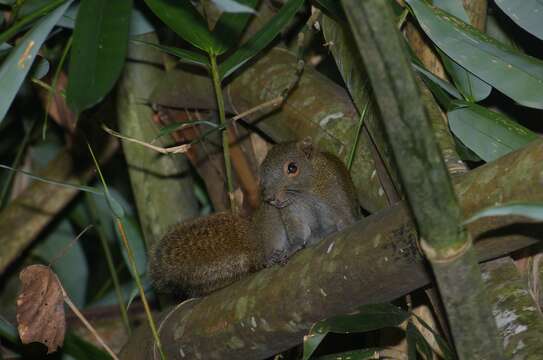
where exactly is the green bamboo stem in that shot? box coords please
[209,53,235,211]
[339,0,503,358]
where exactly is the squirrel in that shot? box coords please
[148,138,361,298]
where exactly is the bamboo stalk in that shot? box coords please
[339,0,503,358]
[119,138,543,360]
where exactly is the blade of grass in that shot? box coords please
[218,0,305,79]
[85,193,131,335]
[0,118,36,207]
[86,142,166,360]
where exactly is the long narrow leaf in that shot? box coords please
[218,0,305,80]
[0,0,72,123]
[0,163,103,194]
[448,102,538,162]
[211,0,256,13]
[302,323,329,360]
[406,0,543,109]
[464,202,543,224]
[212,0,258,54]
[131,39,210,67]
[66,0,132,114]
[313,0,346,21]
[495,0,543,41]
[144,0,218,52]
[322,303,409,333]
[432,0,491,102]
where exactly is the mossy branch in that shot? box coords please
[120,140,543,360]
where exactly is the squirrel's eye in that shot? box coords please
[284,161,299,177]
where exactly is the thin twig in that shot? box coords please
[229,96,284,122]
[61,286,120,360]
[102,124,191,154]
[49,225,93,268]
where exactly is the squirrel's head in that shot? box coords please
[259,138,315,208]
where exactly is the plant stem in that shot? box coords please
[86,194,131,336]
[0,0,67,45]
[0,118,36,208]
[340,0,504,358]
[347,99,369,171]
[116,218,167,360]
[209,53,235,211]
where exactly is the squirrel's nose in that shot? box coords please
[265,191,289,208]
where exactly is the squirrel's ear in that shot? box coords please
[298,137,313,159]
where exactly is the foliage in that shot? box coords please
[0,0,542,358]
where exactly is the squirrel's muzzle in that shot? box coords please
[265,190,290,208]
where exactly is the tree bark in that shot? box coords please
[481,257,543,358]
[116,33,199,247]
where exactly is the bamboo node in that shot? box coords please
[419,236,472,263]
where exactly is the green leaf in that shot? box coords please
[0,0,72,123]
[494,0,543,41]
[219,0,305,80]
[448,102,538,162]
[312,0,346,21]
[413,314,455,360]
[406,321,433,360]
[0,163,102,194]
[211,0,256,13]
[58,5,155,36]
[66,0,132,114]
[321,303,409,334]
[154,119,218,141]
[212,0,258,54]
[464,202,543,224]
[132,39,210,67]
[0,43,50,79]
[143,0,218,52]
[454,135,482,162]
[302,323,329,360]
[316,349,379,360]
[432,0,491,102]
[406,0,543,109]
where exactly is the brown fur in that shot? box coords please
[148,140,361,298]
[149,212,264,297]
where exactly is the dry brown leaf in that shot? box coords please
[16,264,66,354]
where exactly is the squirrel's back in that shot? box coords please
[149,212,265,297]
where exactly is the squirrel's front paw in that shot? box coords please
[266,250,289,267]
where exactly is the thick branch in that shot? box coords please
[482,257,543,358]
[120,139,543,360]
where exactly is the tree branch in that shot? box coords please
[120,139,543,360]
